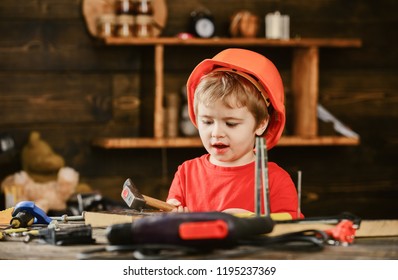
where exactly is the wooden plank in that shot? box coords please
[0,74,113,124]
[0,21,142,71]
[0,207,13,225]
[112,74,140,129]
[0,0,82,19]
[356,220,398,237]
[278,136,359,146]
[83,211,145,228]
[154,44,165,138]
[319,70,398,118]
[92,137,203,148]
[270,219,398,238]
[1,222,397,260]
[292,47,319,137]
[91,136,359,149]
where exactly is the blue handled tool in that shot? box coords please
[11,201,52,226]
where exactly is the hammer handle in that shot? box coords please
[142,195,176,212]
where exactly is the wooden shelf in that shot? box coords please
[104,37,362,48]
[95,37,362,148]
[92,136,360,149]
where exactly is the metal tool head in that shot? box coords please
[121,178,146,210]
[255,137,270,217]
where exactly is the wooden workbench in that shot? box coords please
[1,224,397,260]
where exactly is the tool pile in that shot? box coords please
[3,149,396,260]
[0,201,94,245]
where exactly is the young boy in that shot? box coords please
[167,48,301,218]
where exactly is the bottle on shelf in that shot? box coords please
[134,0,154,38]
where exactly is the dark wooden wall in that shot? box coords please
[1,0,397,219]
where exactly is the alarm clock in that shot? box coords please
[189,10,215,38]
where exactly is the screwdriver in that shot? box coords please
[1,211,35,230]
[0,227,30,240]
[10,211,35,228]
[1,208,37,236]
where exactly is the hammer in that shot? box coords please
[121,178,176,212]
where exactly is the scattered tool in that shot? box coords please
[0,227,29,240]
[272,212,361,245]
[297,170,302,219]
[10,201,52,228]
[121,178,176,212]
[25,225,96,246]
[50,214,84,223]
[324,219,356,245]
[254,137,270,216]
[106,211,274,249]
[9,201,84,229]
[10,210,35,228]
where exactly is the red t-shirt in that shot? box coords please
[168,154,301,218]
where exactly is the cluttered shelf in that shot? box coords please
[92,37,362,149]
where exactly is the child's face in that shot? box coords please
[197,99,263,167]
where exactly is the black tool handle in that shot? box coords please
[106,211,274,248]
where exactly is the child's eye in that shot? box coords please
[201,119,213,125]
[226,122,238,127]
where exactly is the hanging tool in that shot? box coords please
[121,178,176,212]
[254,137,270,216]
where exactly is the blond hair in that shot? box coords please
[193,70,269,128]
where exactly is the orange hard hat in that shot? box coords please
[186,48,285,149]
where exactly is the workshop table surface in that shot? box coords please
[1,225,397,260]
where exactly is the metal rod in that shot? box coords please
[50,215,84,223]
[254,137,261,216]
[260,138,270,216]
[297,170,302,219]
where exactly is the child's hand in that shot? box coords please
[222,208,253,214]
[167,198,190,213]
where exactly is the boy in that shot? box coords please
[167,48,301,218]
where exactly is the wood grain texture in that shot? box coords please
[0,0,397,220]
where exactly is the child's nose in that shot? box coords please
[211,122,225,138]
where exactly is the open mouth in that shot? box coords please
[212,143,229,149]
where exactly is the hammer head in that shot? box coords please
[121,178,146,210]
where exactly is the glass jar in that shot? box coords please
[96,14,116,38]
[135,0,153,16]
[115,0,135,15]
[116,15,135,37]
[135,15,153,37]
[134,0,154,38]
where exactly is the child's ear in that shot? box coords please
[255,118,269,136]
